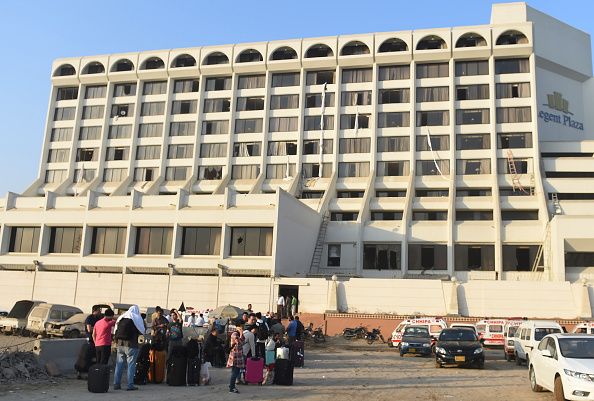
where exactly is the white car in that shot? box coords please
[529,334,594,401]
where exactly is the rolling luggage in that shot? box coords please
[148,349,166,384]
[291,340,305,368]
[245,357,264,384]
[166,346,187,386]
[273,358,294,386]
[134,343,151,385]
[75,342,96,378]
[87,364,110,393]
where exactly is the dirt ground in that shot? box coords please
[0,337,556,401]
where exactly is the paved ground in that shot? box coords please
[0,337,556,401]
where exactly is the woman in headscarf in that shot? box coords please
[113,305,145,391]
[167,309,184,356]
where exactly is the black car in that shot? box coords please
[400,325,433,357]
[435,328,484,369]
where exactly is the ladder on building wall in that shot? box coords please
[551,192,561,214]
[507,150,527,193]
[531,221,551,273]
[309,212,331,274]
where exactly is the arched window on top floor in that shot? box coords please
[455,33,487,48]
[340,41,370,56]
[378,38,408,53]
[141,57,165,70]
[237,49,263,63]
[172,54,196,68]
[54,64,76,77]
[82,61,105,74]
[305,44,333,58]
[496,30,529,45]
[270,46,298,61]
[416,35,447,50]
[111,59,134,72]
[203,52,229,65]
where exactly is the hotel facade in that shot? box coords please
[1,2,593,318]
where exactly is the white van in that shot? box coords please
[514,320,563,365]
[26,303,82,335]
[503,319,524,361]
[475,319,507,346]
[571,321,594,334]
[450,323,477,335]
[390,317,447,348]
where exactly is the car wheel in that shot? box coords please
[504,352,510,362]
[529,367,543,392]
[399,352,404,357]
[477,360,485,369]
[515,353,522,366]
[554,376,568,401]
[435,361,442,368]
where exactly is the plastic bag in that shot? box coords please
[200,362,211,385]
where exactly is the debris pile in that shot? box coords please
[0,351,48,383]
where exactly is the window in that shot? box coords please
[113,83,136,97]
[306,44,334,58]
[233,142,261,157]
[412,211,448,221]
[47,149,69,163]
[377,136,409,152]
[84,85,106,99]
[200,143,227,158]
[455,245,495,271]
[364,243,400,270]
[341,91,372,106]
[8,227,41,253]
[204,98,230,113]
[378,38,408,53]
[416,189,449,197]
[340,114,370,129]
[338,162,370,177]
[416,63,448,78]
[498,133,532,148]
[81,105,104,120]
[339,138,370,153]
[111,104,134,118]
[203,52,229,65]
[417,87,449,102]
[106,146,129,161]
[370,211,403,221]
[73,168,96,182]
[165,166,189,181]
[55,64,75,76]
[57,87,78,101]
[342,68,372,83]
[230,227,273,256]
[456,84,489,100]
[457,188,491,197]
[136,145,161,160]
[378,65,410,80]
[376,190,406,198]
[48,227,83,254]
[497,107,531,123]
[170,121,195,137]
[135,227,173,255]
[416,135,450,151]
[501,210,538,220]
[377,160,410,177]
[108,125,132,139]
[456,109,489,125]
[168,144,193,159]
[306,70,335,85]
[140,102,165,116]
[142,57,165,70]
[171,100,197,114]
[268,141,297,156]
[456,211,493,221]
[327,244,341,266]
[266,164,296,179]
[103,168,127,182]
[173,79,199,93]
[496,31,529,45]
[199,166,223,180]
[337,191,364,198]
[341,41,370,56]
[182,227,222,255]
[499,158,530,174]
[271,72,300,87]
[236,97,264,111]
[416,160,450,175]
[379,89,410,104]
[143,81,167,95]
[304,115,334,131]
[237,75,265,89]
[495,58,530,74]
[331,212,358,221]
[503,245,540,271]
[456,159,491,175]
[408,244,447,270]
[235,118,263,134]
[455,60,489,76]
[45,169,67,183]
[138,123,163,138]
[416,111,449,126]
[134,167,156,181]
[271,46,297,60]
[305,93,334,108]
[77,126,100,140]
[54,107,76,121]
[51,128,73,142]
[231,164,260,179]
[270,94,299,110]
[416,36,446,50]
[301,191,324,199]
[302,139,333,155]
[91,227,127,254]
[205,77,231,91]
[456,34,487,48]
[496,83,530,98]
[302,163,332,178]
[565,252,594,267]
[202,120,228,135]
[237,49,263,63]
[76,148,97,162]
[456,134,490,150]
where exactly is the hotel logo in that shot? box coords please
[545,91,572,115]
[538,91,583,131]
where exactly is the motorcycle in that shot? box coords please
[365,327,386,345]
[311,326,326,343]
[342,325,367,340]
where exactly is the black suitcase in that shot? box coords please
[87,364,110,393]
[273,359,294,386]
[75,342,96,377]
[186,356,200,386]
[167,346,187,386]
[186,339,200,359]
[134,343,151,385]
[291,340,304,368]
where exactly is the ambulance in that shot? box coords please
[475,319,506,346]
[503,319,524,361]
[389,317,447,348]
[571,321,594,334]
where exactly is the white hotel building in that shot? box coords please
[1,2,594,318]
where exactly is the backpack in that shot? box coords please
[257,322,269,341]
[114,318,136,341]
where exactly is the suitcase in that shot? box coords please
[265,350,276,366]
[87,364,110,393]
[134,344,151,385]
[291,340,304,368]
[75,342,96,376]
[166,346,187,386]
[186,339,200,359]
[245,357,264,385]
[148,349,166,384]
[186,356,200,386]
[273,359,294,386]
[276,346,289,360]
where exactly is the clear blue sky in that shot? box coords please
[0,1,592,196]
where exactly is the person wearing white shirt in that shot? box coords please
[276,295,285,319]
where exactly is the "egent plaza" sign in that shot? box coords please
[538,91,584,131]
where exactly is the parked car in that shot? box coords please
[514,320,563,366]
[475,319,507,346]
[529,334,594,401]
[435,328,485,369]
[450,323,477,335]
[390,317,447,348]
[400,325,433,357]
[0,300,45,335]
[503,319,524,361]
[571,322,594,334]
[45,313,86,338]
[26,303,83,335]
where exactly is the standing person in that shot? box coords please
[246,304,253,314]
[295,315,305,341]
[85,305,102,342]
[92,309,116,364]
[242,324,256,359]
[196,313,205,327]
[227,330,244,394]
[276,295,285,319]
[151,306,168,351]
[291,295,298,317]
[113,305,145,391]
[255,312,269,358]
[167,310,183,356]
[285,295,291,319]
[286,316,297,346]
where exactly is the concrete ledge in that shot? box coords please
[33,338,87,374]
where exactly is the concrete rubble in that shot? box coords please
[0,351,49,384]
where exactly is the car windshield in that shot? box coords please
[8,301,34,319]
[439,329,477,342]
[535,328,562,341]
[404,326,430,337]
[489,325,503,333]
[559,338,594,359]
[507,326,518,336]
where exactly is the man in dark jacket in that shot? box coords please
[113,305,144,391]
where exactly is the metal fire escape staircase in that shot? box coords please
[308,212,330,275]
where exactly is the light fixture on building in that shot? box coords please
[33,260,40,267]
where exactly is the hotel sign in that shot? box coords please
[538,92,583,131]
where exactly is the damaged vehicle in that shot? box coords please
[26,303,82,336]
[0,300,45,335]
[45,312,87,338]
